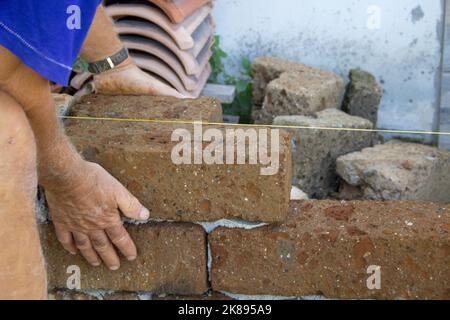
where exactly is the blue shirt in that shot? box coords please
[0,0,102,85]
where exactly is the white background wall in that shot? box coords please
[212,0,444,141]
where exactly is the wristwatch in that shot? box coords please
[87,47,129,74]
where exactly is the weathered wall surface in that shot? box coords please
[440,1,450,149]
[213,0,445,143]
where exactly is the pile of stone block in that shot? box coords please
[250,56,450,204]
[41,94,449,300]
[251,57,379,198]
[274,109,375,198]
[71,0,214,98]
[336,140,450,202]
[251,57,344,124]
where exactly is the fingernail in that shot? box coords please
[92,262,101,267]
[127,255,137,261]
[70,251,77,255]
[109,265,119,271]
[139,207,150,220]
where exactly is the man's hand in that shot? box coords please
[79,5,185,99]
[92,60,185,98]
[45,161,150,270]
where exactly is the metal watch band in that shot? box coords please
[87,47,129,74]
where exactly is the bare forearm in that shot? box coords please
[80,5,124,62]
[78,5,182,97]
[28,100,83,189]
[3,64,83,189]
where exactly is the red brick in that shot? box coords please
[210,200,450,299]
[64,95,292,223]
[41,222,208,295]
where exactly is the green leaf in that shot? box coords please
[241,57,251,75]
[235,80,248,92]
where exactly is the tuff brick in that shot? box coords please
[210,200,450,299]
[64,95,292,223]
[41,222,208,295]
[337,140,450,202]
[251,57,343,114]
[251,57,307,106]
[65,94,223,122]
[274,109,374,198]
[342,68,383,126]
[257,70,343,124]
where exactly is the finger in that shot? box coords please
[115,185,149,221]
[72,232,101,267]
[54,223,77,255]
[106,224,137,261]
[89,230,120,270]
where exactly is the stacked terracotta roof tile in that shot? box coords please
[71,0,214,98]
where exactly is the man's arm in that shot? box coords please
[79,5,184,98]
[0,48,149,270]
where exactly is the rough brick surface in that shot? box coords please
[41,222,208,295]
[252,56,306,106]
[64,95,292,223]
[274,109,374,198]
[252,108,274,126]
[337,140,450,202]
[342,69,383,126]
[67,94,223,123]
[210,200,450,299]
[257,70,343,124]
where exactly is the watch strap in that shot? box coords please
[87,47,129,74]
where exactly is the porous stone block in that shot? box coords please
[251,56,306,106]
[258,70,343,124]
[274,109,374,198]
[41,222,208,295]
[336,140,450,202]
[64,95,292,222]
[342,68,383,126]
[210,200,450,299]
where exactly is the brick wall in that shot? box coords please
[42,199,450,300]
[43,95,450,300]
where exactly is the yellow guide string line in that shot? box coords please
[59,115,450,136]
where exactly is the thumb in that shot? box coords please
[116,185,150,221]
